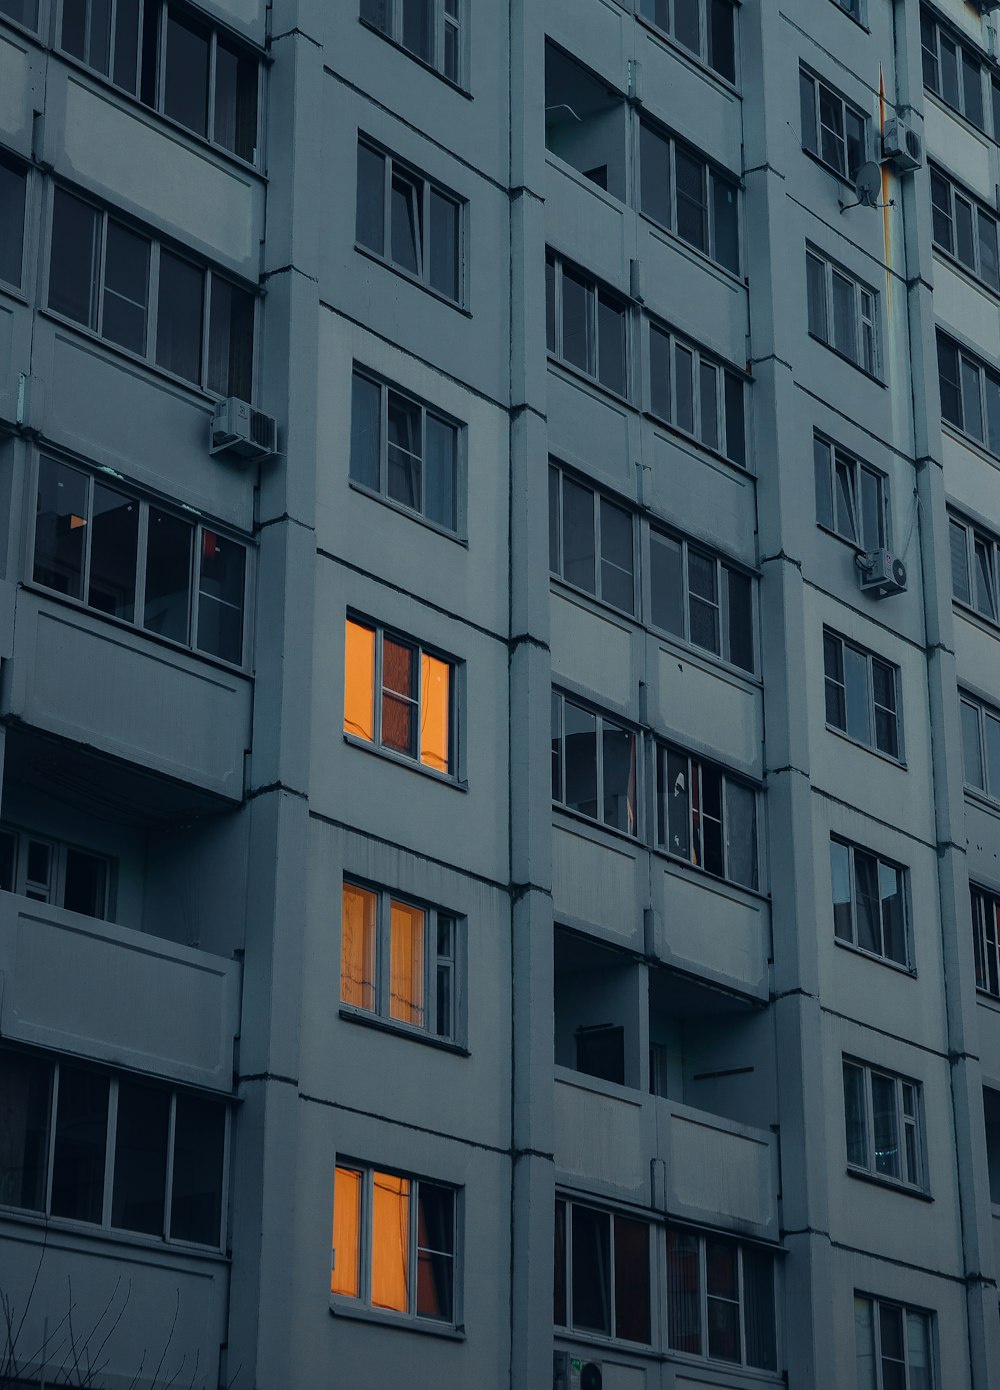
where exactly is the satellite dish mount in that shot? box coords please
[840,161,894,213]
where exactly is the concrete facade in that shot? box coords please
[1,0,999,1387]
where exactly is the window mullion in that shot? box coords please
[103,1078,119,1229]
[44,1062,60,1216]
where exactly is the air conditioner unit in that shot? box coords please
[881,118,923,173]
[553,1354,603,1390]
[858,548,908,597]
[210,397,277,461]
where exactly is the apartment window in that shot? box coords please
[344,618,455,776]
[639,119,739,274]
[832,0,862,19]
[341,880,460,1043]
[656,745,758,890]
[814,434,888,551]
[0,826,112,920]
[553,1199,651,1344]
[647,321,746,466]
[360,0,462,85]
[972,885,1000,997]
[356,140,462,303]
[823,630,900,759]
[546,252,628,396]
[0,153,26,289]
[843,1059,925,1190]
[48,188,254,398]
[649,528,754,672]
[806,248,878,375]
[33,457,249,665]
[60,0,259,163]
[666,1228,777,1370]
[930,168,1000,293]
[548,465,634,615]
[350,368,460,532]
[937,332,1000,455]
[799,67,866,182]
[921,10,985,130]
[830,837,908,967]
[637,0,735,84]
[950,513,1000,624]
[331,1163,456,1324]
[551,691,637,836]
[0,1046,226,1247]
[856,1295,934,1390]
[960,692,1000,800]
[0,0,37,25]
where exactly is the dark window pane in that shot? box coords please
[554,1200,567,1325]
[214,41,258,162]
[361,0,389,29]
[88,0,112,73]
[429,189,459,300]
[979,211,999,291]
[951,520,971,606]
[387,393,422,512]
[197,531,246,664]
[806,253,827,341]
[675,148,707,251]
[164,12,210,137]
[666,1229,701,1353]
[930,171,953,253]
[598,294,626,395]
[674,0,700,54]
[0,1051,50,1211]
[688,549,719,654]
[111,1081,169,1235]
[712,175,739,273]
[571,1206,611,1334]
[0,157,26,287]
[208,277,254,399]
[962,701,985,788]
[170,1094,225,1245]
[938,336,962,428]
[843,1061,867,1166]
[602,721,635,833]
[139,0,159,106]
[986,712,1000,796]
[854,850,881,953]
[649,323,670,419]
[664,748,690,859]
[564,700,597,819]
[831,839,853,941]
[143,508,192,644]
[700,362,719,451]
[845,108,865,182]
[402,0,432,62]
[955,197,975,270]
[63,848,108,918]
[88,484,138,621]
[940,37,960,109]
[964,50,984,129]
[551,691,562,802]
[675,344,694,433]
[112,0,141,93]
[639,123,671,228]
[724,371,745,465]
[61,0,87,56]
[34,457,88,601]
[416,1183,454,1321]
[0,830,13,891]
[815,437,834,530]
[101,221,149,354]
[709,0,735,82]
[871,1072,899,1176]
[49,189,101,329]
[859,468,883,550]
[357,144,386,253]
[549,467,559,573]
[831,271,856,360]
[650,531,684,636]
[576,1026,624,1084]
[381,638,417,756]
[546,254,556,352]
[614,1217,650,1344]
[562,269,591,374]
[800,71,817,155]
[562,478,596,593]
[599,497,633,613]
[743,1248,777,1370]
[705,1238,740,1361]
[880,860,906,965]
[390,171,421,274]
[156,251,204,383]
[51,1065,109,1224]
[843,645,871,745]
[725,780,757,889]
[350,373,381,491]
[425,415,457,529]
[727,569,753,671]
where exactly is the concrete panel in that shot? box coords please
[639,224,746,364]
[924,98,992,202]
[554,1072,646,1197]
[657,867,768,997]
[552,824,641,940]
[61,79,259,267]
[978,998,1000,1087]
[0,300,14,426]
[12,597,250,800]
[943,429,1000,527]
[0,1219,226,1390]
[546,159,628,287]
[654,644,762,776]
[934,258,1000,362]
[966,796,1000,887]
[659,1100,779,1239]
[547,368,634,490]
[0,34,30,142]
[637,28,741,169]
[545,0,627,88]
[646,429,756,561]
[551,593,634,711]
[0,891,240,1089]
[955,610,1000,698]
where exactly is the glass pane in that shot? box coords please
[688,549,719,654]
[986,712,1000,797]
[930,171,953,253]
[725,780,757,889]
[420,652,451,773]
[425,415,457,529]
[214,41,258,162]
[564,701,598,819]
[727,569,753,671]
[62,0,87,56]
[602,721,636,834]
[599,498,633,613]
[853,851,881,953]
[156,251,204,384]
[614,1217,650,1344]
[964,50,985,128]
[639,122,670,228]
[705,1238,740,1361]
[197,531,245,664]
[699,362,719,450]
[649,323,670,418]
[937,337,962,427]
[111,1080,169,1235]
[350,374,381,492]
[598,294,626,395]
[834,456,858,542]
[51,1065,109,1223]
[561,269,591,373]
[562,478,596,593]
[871,1073,899,1176]
[163,12,210,137]
[372,1171,410,1311]
[344,620,376,741]
[724,371,745,465]
[0,157,26,287]
[102,220,149,354]
[49,189,101,328]
[390,172,421,275]
[962,357,984,442]
[207,277,254,399]
[951,521,972,605]
[859,468,883,550]
[843,1061,868,1166]
[87,484,138,621]
[170,1094,225,1245]
[872,660,899,759]
[855,1296,877,1390]
[63,848,108,918]
[880,861,906,964]
[743,1247,777,1370]
[962,701,985,788]
[390,899,425,1025]
[554,1199,567,1325]
[139,0,159,105]
[387,393,422,511]
[34,457,88,600]
[429,189,459,300]
[674,0,699,51]
[709,0,735,82]
[545,255,556,352]
[832,272,856,360]
[974,538,997,621]
[571,1205,611,1334]
[712,175,739,273]
[831,840,853,941]
[940,37,960,109]
[664,749,690,859]
[0,1051,50,1211]
[907,1310,932,1390]
[806,253,828,341]
[332,1167,362,1297]
[986,375,1000,457]
[650,531,684,636]
[341,882,377,1010]
[88,0,112,73]
[845,108,865,181]
[666,1229,701,1353]
[979,210,999,291]
[0,830,13,891]
[675,148,707,251]
[143,508,192,645]
[674,344,694,433]
[357,144,386,253]
[416,1182,454,1321]
[402,0,432,61]
[800,71,817,155]
[819,86,846,173]
[843,646,871,745]
[381,638,417,756]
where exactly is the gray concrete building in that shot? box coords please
[1,0,1000,1387]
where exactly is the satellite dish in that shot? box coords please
[855,161,883,208]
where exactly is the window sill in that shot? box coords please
[633,14,740,101]
[546,352,632,410]
[358,17,472,99]
[644,408,752,476]
[845,1165,932,1201]
[343,732,467,790]
[656,845,766,904]
[338,1005,469,1056]
[833,934,915,977]
[639,212,742,287]
[806,332,885,387]
[825,721,906,770]
[329,1299,465,1339]
[0,1202,229,1261]
[659,1348,783,1382]
[354,244,470,317]
[554,1326,658,1358]
[347,479,468,548]
[548,574,637,627]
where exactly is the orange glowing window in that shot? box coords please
[341,883,376,1011]
[331,1166,362,1298]
[389,900,425,1026]
[420,653,450,773]
[344,619,375,741]
[344,618,454,774]
[371,1171,410,1312]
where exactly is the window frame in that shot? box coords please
[0,149,28,292]
[545,250,630,398]
[636,0,737,86]
[655,742,760,891]
[842,1057,927,1193]
[921,8,986,132]
[822,628,902,762]
[799,65,868,183]
[648,525,756,674]
[813,432,889,553]
[30,454,252,669]
[665,1226,778,1371]
[0,824,115,921]
[829,835,911,970]
[646,318,748,467]
[340,876,464,1048]
[553,1196,653,1346]
[930,165,1000,294]
[0,0,38,31]
[950,511,1000,627]
[937,330,1000,457]
[331,1161,460,1329]
[58,0,262,166]
[972,884,1000,998]
[638,115,741,275]
[959,691,1000,801]
[854,1293,936,1390]
[0,1045,230,1250]
[550,689,639,838]
[359,0,464,88]
[548,463,637,617]
[806,246,880,377]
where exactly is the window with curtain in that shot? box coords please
[344,618,456,776]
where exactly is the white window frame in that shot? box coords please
[550,689,639,838]
[799,65,868,181]
[806,246,879,376]
[822,629,902,761]
[554,1196,653,1346]
[656,743,760,890]
[854,1293,936,1390]
[359,0,464,86]
[665,1226,778,1371]
[843,1057,926,1192]
[959,691,1000,800]
[545,250,630,397]
[971,884,1000,998]
[937,331,1000,456]
[813,433,889,553]
[930,166,1000,293]
[0,824,114,920]
[647,318,747,466]
[830,835,910,969]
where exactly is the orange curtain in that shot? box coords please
[341,884,376,1010]
[372,1172,409,1311]
[389,900,425,1025]
[344,620,375,740]
[420,654,450,772]
[331,1167,362,1297]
